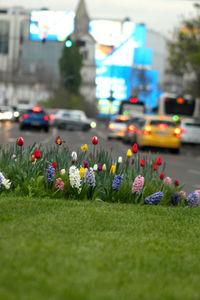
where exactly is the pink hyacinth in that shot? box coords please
[163,176,172,186]
[179,190,187,198]
[132,175,144,194]
[55,178,64,191]
[195,190,200,200]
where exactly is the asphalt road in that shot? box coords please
[0,121,200,194]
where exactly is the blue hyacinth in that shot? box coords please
[171,192,179,206]
[0,175,2,188]
[186,191,199,207]
[84,167,96,188]
[145,191,163,205]
[46,165,55,183]
[112,174,123,191]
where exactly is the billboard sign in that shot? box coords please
[29,10,75,41]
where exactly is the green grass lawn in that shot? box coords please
[0,198,200,300]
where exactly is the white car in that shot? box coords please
[54,109,96,131]
[180,118,200,144]
[0,106,14,121]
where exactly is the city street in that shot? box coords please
[0,121,200,194]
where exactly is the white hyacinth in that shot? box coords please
[69,166,81,189]
[0,172,11,189]
[60,169,66,175]
[118,156,123,163]
[71,151,77,161]
[93,164,98,171]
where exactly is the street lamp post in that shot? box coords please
[108,90,114,119]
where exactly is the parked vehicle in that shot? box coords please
[136,115,182,153]
[180,118,200,144]
[107,115,129,140]
[19,106,49,132]
[54,109,96,131]
[122,115,146,144]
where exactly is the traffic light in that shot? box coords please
[65,39,72,48]
[129,96,138,103]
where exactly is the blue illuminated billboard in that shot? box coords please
[89,20,146,116]
[29,10,75,41]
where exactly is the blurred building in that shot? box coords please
[0,0,168,113]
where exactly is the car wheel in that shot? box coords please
[44,126,49,133]
[58,123,66,130]
[82,125,90,131]
[20,124,25,130]
[170,148,180,154]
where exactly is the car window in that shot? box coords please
[150,120,176,127]
[184,122,200,127]
[26,109,46,114]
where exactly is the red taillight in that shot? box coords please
[108,123,115,130]
[24,113,29,119]
[49,114,55,121]
[144,125,151,134]
[174,127,181,137]
[128,124,136,133]
[43,115,49,121]
[181,127,186,133]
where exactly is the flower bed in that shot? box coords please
[0,136,200,207]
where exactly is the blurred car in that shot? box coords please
[0,106,14,121]
[122,115,146,144]
[107,115,129,140]
[180,118,200,144]
[136,115,181,153]
[54,109,96,131]
[19,106,49,132]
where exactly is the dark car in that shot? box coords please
[122,115,146,144]
[19,106,49,132]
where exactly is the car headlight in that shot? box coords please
[14,111,20,117]
[90,121,96,128]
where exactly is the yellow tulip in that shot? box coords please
[79,167,86,178]
[126,149,132,157]
[81,144,88,152]
[110,165,116,174]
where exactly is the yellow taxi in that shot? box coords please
[136,115,181,153]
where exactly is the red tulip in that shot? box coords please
[132,143,138,153]
[55,136,62,145]
[160,173,164,180]
[17,137,24,146]
[92,136,98,145]
[52,162,57,169]
[34,150,41,159]
[140,159,145,167]
[31,155,35,162]
[153,162,157,171]
[156,156,162,165]
[174,179,179,186]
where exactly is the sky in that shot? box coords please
[2,0,199,36]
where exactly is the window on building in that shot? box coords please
[0,21,9,54]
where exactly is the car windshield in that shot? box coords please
[150,120,176,127]
[184,122,200,127]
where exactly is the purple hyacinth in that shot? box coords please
[84,167,96,188]
[46,165,55,183]
[171,192,179,206]
[145,191,163,205]
[112,174,123,191]
[186,191,199,207]
[0,175,2,188]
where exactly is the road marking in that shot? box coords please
[188,169,200,175]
